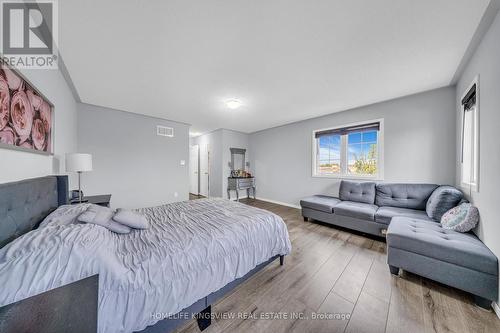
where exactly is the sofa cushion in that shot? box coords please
[300,195,340,213]
[334,201,378,221]
[375,183,438,210]
[387,217,497,276]
[339,180,376,204]
[375,206,432,225]
[426,186,464,221]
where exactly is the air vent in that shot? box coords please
[157,125,174,137]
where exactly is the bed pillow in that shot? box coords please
[105,220,132,234]
[441,203,479,233]
[78,204,131,234]
[113,209,149,229]
[39,203,91,228]
[426,185,463,221]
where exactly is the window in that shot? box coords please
[317,134,341,174]
[460,78,479,191]
[313,120,383,178]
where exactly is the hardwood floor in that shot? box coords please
[177,198,500,333]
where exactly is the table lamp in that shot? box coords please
[66,153,93,203]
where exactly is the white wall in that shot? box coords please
[77,103,190,209]
[455,10,500,302]
[249,86,456,207]
[0,68,78,187]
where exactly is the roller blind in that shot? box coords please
[461,84,476,111]
[315,122,380,139]
[461,84,477,163]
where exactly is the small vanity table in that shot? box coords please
[227,148,256,201]
[227,177,256,201]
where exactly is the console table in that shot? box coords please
[227,177,256,201]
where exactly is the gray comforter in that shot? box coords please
[0,198,291,332]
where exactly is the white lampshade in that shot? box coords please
[66,153,93,172]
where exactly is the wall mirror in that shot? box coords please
[230,148,246,171]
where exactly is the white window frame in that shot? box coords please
[312,118,384,180]
[460,76,480,192]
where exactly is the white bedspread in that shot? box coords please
[0,198,291,332]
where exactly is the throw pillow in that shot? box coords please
[78,204,131,234]
[426,186,463,221]
[113,208,149,229]
[441,203,479,232]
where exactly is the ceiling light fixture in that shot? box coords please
[225,99,242,110]
[189,131,202,137]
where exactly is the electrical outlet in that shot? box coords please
[174,192,178,198]
[180,160,186,166]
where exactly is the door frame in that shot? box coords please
[189,145,200,195]
[199,143,210,198]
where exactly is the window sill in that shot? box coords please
[460,182,479,194]
[312,174,383,181]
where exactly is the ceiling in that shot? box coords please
[58,0,490,134]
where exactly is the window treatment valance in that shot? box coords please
[315,122,380,139]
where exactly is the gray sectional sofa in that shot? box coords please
[300,181,441,236]
[300,180,499,308]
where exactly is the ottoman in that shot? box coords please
[387,217,498,308]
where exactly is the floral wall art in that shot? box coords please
[0,64,53,154]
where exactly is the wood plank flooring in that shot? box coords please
[177,199,500,333]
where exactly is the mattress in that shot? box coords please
[0,198,291,332]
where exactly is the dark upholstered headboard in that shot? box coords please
[0,176,68,248]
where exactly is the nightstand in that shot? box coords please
[70,194,111,207]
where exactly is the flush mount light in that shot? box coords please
[225,99,242,110]
[189,131,202,137]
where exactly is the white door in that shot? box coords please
[199,144,209,197]
[189,145,199,195]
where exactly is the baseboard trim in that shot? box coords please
[255,197,301,209]
[229,196,250,201]
[493,301,500,319]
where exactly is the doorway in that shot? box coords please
[190,143,209,198]
[189,145,200,195]
[199,143,210,197]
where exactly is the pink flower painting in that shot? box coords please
[0,126,15,145]
[11,90,33,143]
[32,119,46,150]
[3,67,23,91]
[0,64,53,153]
[27,89,43,110]
[0,76,10,130]
[39,101,51,133]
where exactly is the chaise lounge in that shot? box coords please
[387,217,498,308]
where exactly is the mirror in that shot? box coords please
[230,148,246,171]
[233,154,244,170]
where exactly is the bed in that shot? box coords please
[0,175,291,333]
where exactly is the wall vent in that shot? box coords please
[157,125,174,137]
